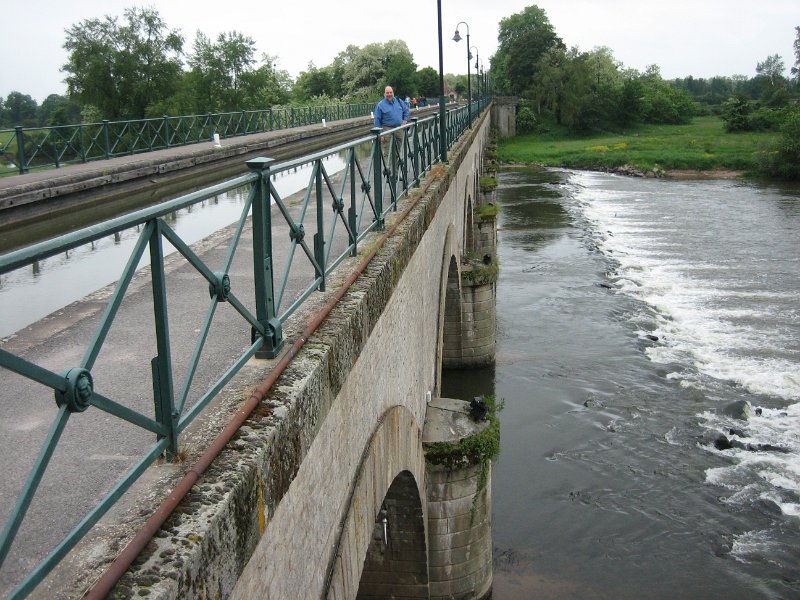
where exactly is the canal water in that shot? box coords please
[0,154,347,339]
[443,167,800,599]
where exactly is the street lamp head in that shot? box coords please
[452,29,462,43]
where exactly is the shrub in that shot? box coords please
[721,95,752,132]
[516,105,536,133]
[759,108,800,180]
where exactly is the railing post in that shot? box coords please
[438,102,447,163]
[314,161,326,292]
[411,118,420,187]
[102,120,111,159]
[79,123,87,163]
[348,153,357,256]
[269,108,273,131]
[14,126,27,174]
[163,115,170,148]
[205,113,212,141]
[247,157,284,359]
[399,126,408,201]
[371,127,384,230]
[149,220,179,458]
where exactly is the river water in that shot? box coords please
[0,154,347,339]
[443,167,800,599]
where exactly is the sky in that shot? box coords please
[2,0,798,103]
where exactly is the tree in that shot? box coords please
[294,62,335,101]
[240,55,292,108]
[792,26,800,81]
[335,40,415,101]
[63,7,184,119]
[38,94,82,126]
[492,5,564,95]
[187,30,257,111]
[416,67,440,98]
[1,91,38,127]
[720,94,751,131]
[756,54,786,87]
[384,51,417,98]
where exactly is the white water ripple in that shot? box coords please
[569,170,800,530]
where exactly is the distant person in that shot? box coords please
[411,97,417,109]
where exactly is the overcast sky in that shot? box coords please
[3,0,797,103]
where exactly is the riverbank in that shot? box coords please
[497,116,778,179]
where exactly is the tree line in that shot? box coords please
[0,6,471,130]
[489,6,800,178]
[490,6,799,134]
[2,4,799,178]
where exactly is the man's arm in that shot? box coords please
[402,99,410,122]
[373,102,382,128]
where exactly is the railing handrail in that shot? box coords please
[0,102,376,176]
[0,95,491,599]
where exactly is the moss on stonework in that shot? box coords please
[461,257,499,286]
[427,395,504,526]
[479,175,498,192]
[424,395,502,471]
[476,202,499,221]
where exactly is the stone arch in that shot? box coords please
[356,471,428,599]
[464,194,475,255]
[436,225,462,376]
[324,405,428,600]
[474,153,481,199]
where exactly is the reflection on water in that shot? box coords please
[0,153,350,338]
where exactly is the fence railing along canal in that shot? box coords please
[0,101,391,176]
[0,97,490,598]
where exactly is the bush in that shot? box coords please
[759,108,800,179]
[721,95,751,132]
[747,107,785,131]
[642,84,695,124]
[516,105,536,133]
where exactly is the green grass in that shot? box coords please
[498,116,779,174]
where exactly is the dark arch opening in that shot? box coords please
[465,194,475,254]
[357,470,428,599]
[441,254,462,370]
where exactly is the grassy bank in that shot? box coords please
[498,116,779,175]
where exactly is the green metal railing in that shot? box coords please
[0,96,490,598]
[0,103,374,176]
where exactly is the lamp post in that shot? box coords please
[437,0,447,163]
[452,21,471,125]
[470,46,480,99]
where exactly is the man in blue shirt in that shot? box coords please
[374,86,409,128]
[374,86,410,194]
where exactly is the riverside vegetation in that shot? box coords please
[497,115,790,179]
[490,7,799,180]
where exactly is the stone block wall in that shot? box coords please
[427,463,492,600]
[456,281,496,368]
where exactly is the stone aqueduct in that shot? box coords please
[47,100,518,599]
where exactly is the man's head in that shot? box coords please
[384,86,395,101]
